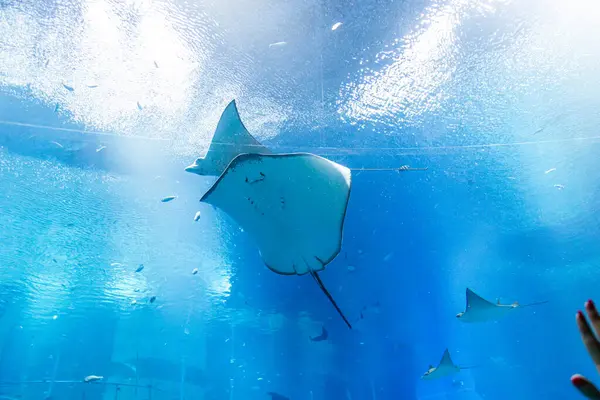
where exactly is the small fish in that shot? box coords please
[268,41,287,48]
[135,264,144,273]
[149,296,156,303]
[154,61,159,68]
[87,85,98,88]
[137,101,143,111]
[54,103,59,113]
[84,375,103,383]
[96,146,106,152]
[161,196,177,203]
[310,326,328,342]
[554,184,565,190]
[194,211,201,222]
[347,265,356,272]
[45,59,50,67]
[63,84,74,92]
[331,22,343,31]
[192,268,199,275]
[383,252,394,262]
[544,168,556,174]
[50,141,63,148]
[110,262,123,267]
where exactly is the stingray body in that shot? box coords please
[421,349,467,380]
[457,288,548,323]
[188,100,353,329]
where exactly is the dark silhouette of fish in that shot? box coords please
[310,326,328,342]
[135,264,144,273]
[149,296,156,303]
[62,84,74,92]
[267,392,290,400]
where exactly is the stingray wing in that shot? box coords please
[439,349,456,368]
[186,101,271,176]
[466,288,497,311]
[201,153,351,275]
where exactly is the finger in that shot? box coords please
[577,310,600,368]
[587,300,600,338]
[572,374,600,399]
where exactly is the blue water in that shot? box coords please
[1,0,600,399]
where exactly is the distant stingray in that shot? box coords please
[310,326,328,342]
[421,349,473,380]
[456,288,548,323]
[267,392,290,400]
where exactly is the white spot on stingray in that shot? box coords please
[194,211,201,222]
[192,268,199,275]
[331,22,343,31]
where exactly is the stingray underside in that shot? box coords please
[201,153,351,275]
[201,153,354,328]
[186,100,271,177]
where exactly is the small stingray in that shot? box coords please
[135,264,144,273]
[267,392,290,400]
[149,296,156,303]
[194,211,201,221]
[310,326,328,342]
[87,85,98,88]
[421,349,472,380]
[62,84,74,92]
[161,196,177,203]
[154,61,159,68]
[456,288,548,323]
[185,100,271,177]
[137,101,143,111]
[200,153,352,329]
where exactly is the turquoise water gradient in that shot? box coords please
[1,0,600,399]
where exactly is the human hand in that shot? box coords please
[572,300,600,399]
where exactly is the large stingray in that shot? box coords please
[186,101,353,328]
[421,349,472,380]
[456,288,548,323]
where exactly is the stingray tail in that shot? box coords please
[521,300,550,308]
[310,271,352,330]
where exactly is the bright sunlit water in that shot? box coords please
[1,0,600,399]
